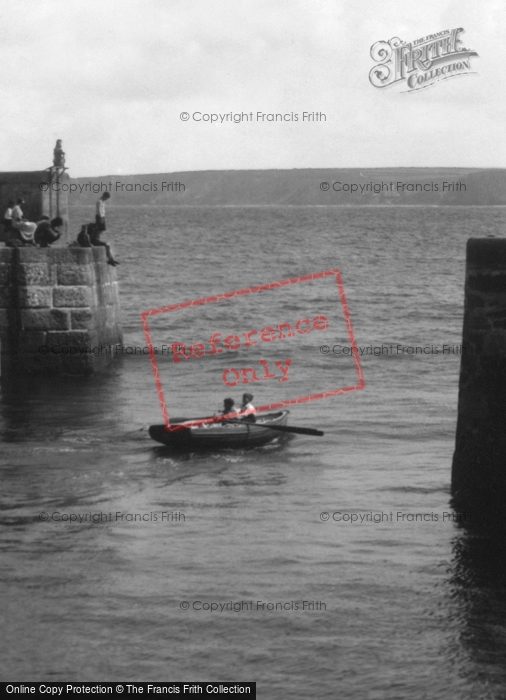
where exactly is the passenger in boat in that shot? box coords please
[239,393,256,422]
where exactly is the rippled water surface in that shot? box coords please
[2,205,506,698]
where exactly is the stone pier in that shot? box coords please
[0,247,122,375]
[452,237,506,519]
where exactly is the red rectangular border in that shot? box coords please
[141,269,365,431]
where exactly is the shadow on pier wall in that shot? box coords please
[448,518,506,692]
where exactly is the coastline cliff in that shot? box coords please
[68,168,506,206]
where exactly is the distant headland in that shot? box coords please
[68,168,506,206]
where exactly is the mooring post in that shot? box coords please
[452,237,506,520]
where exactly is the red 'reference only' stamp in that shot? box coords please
[141,269,365,431]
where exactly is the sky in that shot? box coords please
[0,0,503,177]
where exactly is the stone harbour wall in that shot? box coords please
[0,247,122,375]
[452,237,506,519]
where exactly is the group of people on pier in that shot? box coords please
[1,192,119,265]
[2,198,63,248]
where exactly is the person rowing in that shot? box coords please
[221,398,239,417]
[195,398,239,429]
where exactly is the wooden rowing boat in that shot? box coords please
[149,410,290,449]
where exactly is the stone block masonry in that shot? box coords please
[452,238,506,522]
[0,247,122,375]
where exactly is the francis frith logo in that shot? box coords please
[369,28,478,92]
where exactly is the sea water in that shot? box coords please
[1,205,506,699]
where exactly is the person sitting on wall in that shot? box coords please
[239,393,256,422]
[2,199,15,230]
[5,199,39,246]
[6,220,37,247]
[76,224,91,247]
[34,217,63,248]
[11,198,26,227]
[77,222,119,266]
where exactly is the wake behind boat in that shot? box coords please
[149,410,291,450]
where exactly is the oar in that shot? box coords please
[224,419,324,437]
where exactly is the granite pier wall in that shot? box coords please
[452,238,506,521]
[0,247,122,375]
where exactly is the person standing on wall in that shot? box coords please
[95,191,110,231]
[92,191,118,265]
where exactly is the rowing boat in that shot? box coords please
[149,410,290,449]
